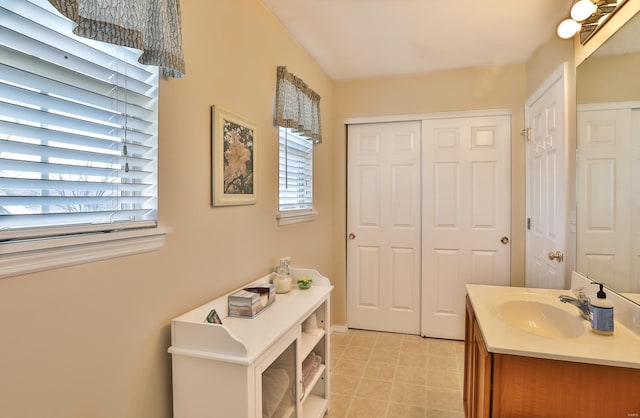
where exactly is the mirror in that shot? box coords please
[576,7,640,302]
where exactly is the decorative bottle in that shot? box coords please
[273,256,292,294]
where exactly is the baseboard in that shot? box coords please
[331,324,349,333]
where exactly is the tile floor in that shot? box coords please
[327,329,465,418]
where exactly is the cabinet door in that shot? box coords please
[491,354,640,417]
[473,321,492,418]
[256,328,299,418]
[463,296,476,417]
[464,297,493,418]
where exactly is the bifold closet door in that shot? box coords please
[422,115,511,340]
[346,121,422,334]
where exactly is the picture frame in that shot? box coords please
[211,106,257,206]
[205,309,222,324]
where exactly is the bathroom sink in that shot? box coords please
[497,300,586,339]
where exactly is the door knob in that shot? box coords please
[500,236,509,245]
[348,233,356,240]
[548,251,564,262]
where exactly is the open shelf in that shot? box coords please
[300,329,325,360]
[302,364,325,403]
[302,393,328,418]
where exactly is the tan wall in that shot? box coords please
[525,36,574,98]
[0,1,333,417]
[577,53,640,104]
[331,66,528,325]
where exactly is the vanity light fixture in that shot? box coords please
[557,0,622,40]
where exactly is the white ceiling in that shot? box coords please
[260,0,573,80]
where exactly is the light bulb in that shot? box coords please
[571,0,597,21]
[557,18,581,39]
[598,14,608,25]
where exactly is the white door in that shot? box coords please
[577,105,633,291]
[525,70,567,289]
[346,121,422,334]
[421,115,511,340]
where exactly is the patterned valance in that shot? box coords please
[48,0,186,78]
[275,66,321,144]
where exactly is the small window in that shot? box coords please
[278,127,316,224]
[0,0,159,241]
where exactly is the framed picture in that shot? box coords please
[211,106,257,206]
[205,309,222,324]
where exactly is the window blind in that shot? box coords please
[278,127,313,212]
[0,0,159,241]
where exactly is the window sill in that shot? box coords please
[0,227,169,279]
[277,209,318,226]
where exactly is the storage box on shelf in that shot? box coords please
[168,268,332,418]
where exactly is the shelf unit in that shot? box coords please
[169,268,332,418]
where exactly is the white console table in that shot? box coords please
[168,268,333,418]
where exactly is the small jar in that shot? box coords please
[273,273,292,293]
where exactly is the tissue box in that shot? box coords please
[228,284,276,318]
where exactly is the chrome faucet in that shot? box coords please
[558,289,591,321]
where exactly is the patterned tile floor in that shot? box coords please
[327,329,465,418]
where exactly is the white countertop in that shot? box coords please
[622,293,640,305]
[466,284,640,369]
[169,268,333,365]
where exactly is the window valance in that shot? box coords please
[48,0,185,78]
[275,66,322,144]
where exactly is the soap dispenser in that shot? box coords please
[273,256,292,293]
[590,281,614,335]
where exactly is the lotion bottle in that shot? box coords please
[590,282,614,335]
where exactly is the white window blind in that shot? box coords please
[0,0,159,242]
[278,127,313,213]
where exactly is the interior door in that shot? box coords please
[346,121,422,334]
[525,71,567,289]
[421,115,511,340]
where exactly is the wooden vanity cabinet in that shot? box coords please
[464,296,491,418]
[465,295,640,418]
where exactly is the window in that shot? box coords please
[278,127,316,224]
[0,0,164,277]
[273,66,320,225]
